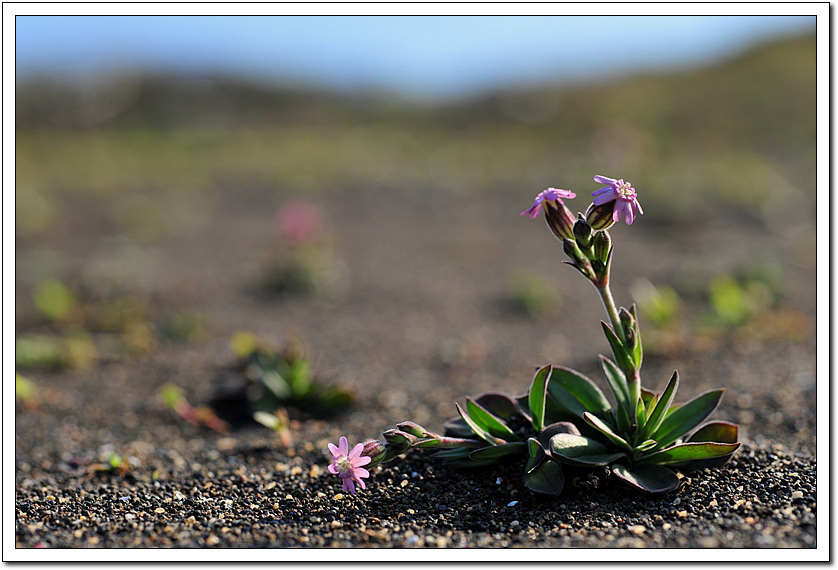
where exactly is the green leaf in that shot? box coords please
[528,364,551,432]
[549,432,626,467]
[469,442,527,461]
[583,412,629,450]
[525,438,546,474]
[629,304,643,368]
[466,398,520,441]
[597,356,635,435]
[643,441,741,466]
[473,392,520,420]
[536,421,581,448]
[546,366,612,421]
[523,457,565,496]
[611,463,681,494]
[455,403,504,446]
[640,371,680,440]
[253,411,281,430]
[687,421,740,444]
[601,321,633,373]
[442,417,474,438]
[652,389,725,449]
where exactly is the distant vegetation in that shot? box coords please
[16,32,815,237]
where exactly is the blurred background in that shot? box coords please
[14,14,819,445]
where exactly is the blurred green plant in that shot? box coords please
[160,383,231,433]
[209,331,355,427]
[15,373,40,409]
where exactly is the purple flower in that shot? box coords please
[327,436,371,494]
[591,175,643,225]
[521,188,576,219]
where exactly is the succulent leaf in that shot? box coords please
[523,457,565,496]
[611,463,681,494]
[642,441,741,466]
[687,421,740,444]
[455,403,506,446]
[640,370,680,440]
[549,432,626,467]
[528,364,551,431]
[525,437,546,474]
[473,392,520,420]
[546,366,612,421]
[652,389,725,449]
[537,422,581,448]
[582,411,630,450]
[469,441,527,461]
[597,356,634,435]
[466,397,521,441]
[601,321,633,373]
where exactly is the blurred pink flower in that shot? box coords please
[275,200,323,244]
[327,436,371,494]
[521,188,577,219]
[591,175,643,225]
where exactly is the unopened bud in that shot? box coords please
[543,199,576,242]
[382,428,416,448]
[563,239,595,280]
[573,216,594,249]
[396,421,436,439]
[360,439,389,467]
[592,230,612,263]
[585,201,616,231]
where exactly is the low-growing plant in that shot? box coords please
[209,332,355,426]
[326,175,739,496]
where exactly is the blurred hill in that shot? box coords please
[16,32,815,234]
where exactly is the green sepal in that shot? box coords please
[582,412,630,450]
[523,457,565,496]
[642,441,741,466]
[454,403,505,446]
[546,366,612,422]
[528,364,551,432]
[466,397,520,441]
[628,304,643,369]
[469,441,527,461]
[598,356,631,433]
[549,432,626,467]
[611,463,681,494]
[652,389,725,449]
[640,370,680,440]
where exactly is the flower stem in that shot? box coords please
[596,282,626,346]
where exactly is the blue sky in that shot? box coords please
[15,14,816,99]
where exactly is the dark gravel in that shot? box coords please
[14,188,818,555]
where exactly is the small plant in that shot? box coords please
[209,332,355,427]
[160,383,231,434]
[327,175,739,497]
[258,200,347,299]
[15,372,40,409]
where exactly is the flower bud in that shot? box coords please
[563,239,595,280]
[585,201,616,231]
[360,439,390,467]
[592,230,612,263]
[382,428,416,448]
[396,421,437,439]
[573,216,594,249]
[542,199,576,242]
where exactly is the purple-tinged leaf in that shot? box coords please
[583,412,629,450]
[652,389,725,449]
[643,441,741,466]
[455,402,505,446]
[549,432,626,467]
[473,391,520,420]
[524,457,565,496]
[547,366,612,421]
[466,397,520,441]
[469,441,527,461]
[687,421,739,444]
[640,370,679,440]
[611,463,681,494]
[537,421,581,449]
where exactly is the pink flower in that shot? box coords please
[521,188,576,219]
[327,436,371,494]
[274,200,323,244]
[591,175,643,225]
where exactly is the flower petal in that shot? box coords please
[327,442,340,457]
[338,436,349,455]
[343,478,356,494]
[593,175,616,185]
[353,467,370,479]
[348,443,365,460]
[328,464,339,474]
